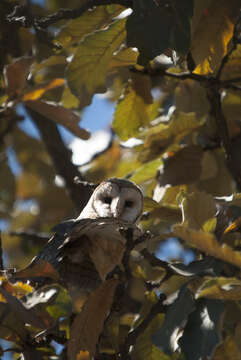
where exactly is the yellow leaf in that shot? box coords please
[174,225,241,269]
[22,78,64,101]
[67,18,126,98]
[197,277,241,300]
[191,1,240,74]
[224,217,241,234]
[113,73,153,140]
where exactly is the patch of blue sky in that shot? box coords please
[80,95,115,133]
[0,219,9,232]
[6,147,22,175]
[156,238,194,265]
[17,104,40,139]
[31,0,46,5]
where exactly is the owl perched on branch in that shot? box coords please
[14,178,144,309]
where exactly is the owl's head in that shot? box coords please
[78,178,143,223]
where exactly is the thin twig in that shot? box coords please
[119,294,166,358]
[0,232,3,270]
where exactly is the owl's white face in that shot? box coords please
[77,178,143,223]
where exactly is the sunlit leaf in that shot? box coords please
[197,277,241,300]
[67,18,126,99]
[110,47,138,69]
[174,225,241,269]
[191,1,240,74]
[139,112,203,162]
[130,158,163,184]
[56,5,124,48]
[113,73,154,140]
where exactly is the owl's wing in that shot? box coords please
[13,218,142,288]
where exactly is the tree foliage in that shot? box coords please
[0,0,241,359]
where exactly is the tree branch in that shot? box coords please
[26,107,94,213]
[7,0,132,30]
[119,294,166,358]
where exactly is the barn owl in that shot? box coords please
[77,178,143,223]
[14,178,144,310]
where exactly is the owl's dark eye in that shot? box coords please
[103,196,112,204]
[125,200,133,207]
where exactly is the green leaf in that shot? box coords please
[110,47,138,69]
[56,5,124,48]
[130,158,163,184]
[67,18,126,99]
[126,0,193,65]
[113,73,153,140]
[139,112,203,163]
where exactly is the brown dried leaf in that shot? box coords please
[25,100,90,139]
[67,279,119,359]
[4,57,33,98]
[14,259,60,281]
[159,145,203,186]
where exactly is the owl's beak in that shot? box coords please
[112,197,123,218]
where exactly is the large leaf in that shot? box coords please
[126,0,193,65]
[113,73,153,140]
[174,225,241,269]
[56,5,124,48]
[67,18,126,99]
[67,279,119,359]
[191,0,240,74]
